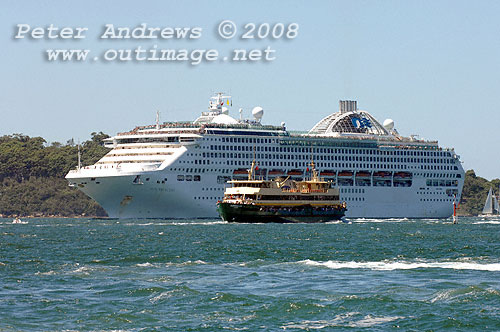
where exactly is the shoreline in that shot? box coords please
[0,215,106,219]
[0,213,483,219]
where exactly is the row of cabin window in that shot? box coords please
[231,194,340,201]
[208,144,452,158]
[177,175,201,182]
[426,179,459,187]
[202,158,458,172]
[204,151,455,165]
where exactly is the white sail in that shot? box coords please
[494,195,500,214]
[482,188,494,215]
[497,185,500,214]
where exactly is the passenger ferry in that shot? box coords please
[217,160,347,223]
[65,93,465,218]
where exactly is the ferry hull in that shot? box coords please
[217,202,346,223]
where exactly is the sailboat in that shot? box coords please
[480,187,500,217]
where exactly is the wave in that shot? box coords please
[299,259,500,271]
[472,220,500,225]
[122,221,226,226]
[282,313,404,329]
[35,270,57,276]
[429,286,500,303]
[135,260,208,268]
[347,218,411,223]
[136,262,154,267]
[149,290,177,303]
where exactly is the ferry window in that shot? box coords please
[186,175,193,181]
[177,175,184,181]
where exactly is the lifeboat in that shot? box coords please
[255,168,267,177]
[355,171,371,178]
[287,169,303,176]
[233,168,248,175]
[393,171,413,187]
[338,170,354,177]
[393,171,412,178]
[320,170,336,177]
[269,169,286,176]
[373,171,392,178]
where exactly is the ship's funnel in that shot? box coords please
[339,100,357,113]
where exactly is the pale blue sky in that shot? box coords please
[1,1,499,179]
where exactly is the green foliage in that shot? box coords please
[0,177,106,217]
[0,133,110,217]
[459,170,500,216]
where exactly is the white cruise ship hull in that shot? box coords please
[67,171,459,219]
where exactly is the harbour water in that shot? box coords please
[1,217,499,331]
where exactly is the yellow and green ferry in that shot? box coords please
[217,160,347,223]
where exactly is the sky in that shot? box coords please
[1,0,499,179]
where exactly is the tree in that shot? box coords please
[0,133,110,217]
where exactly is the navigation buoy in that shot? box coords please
[453,194,458,224]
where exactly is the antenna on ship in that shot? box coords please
[309,158,319,182]
[156,110,160,130]
[248,146,257,180]
[306,144,314,180]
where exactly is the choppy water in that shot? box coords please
[0,217,499,331]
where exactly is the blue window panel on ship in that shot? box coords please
[351,117,373,128]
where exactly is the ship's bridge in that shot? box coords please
[309,100,389,136]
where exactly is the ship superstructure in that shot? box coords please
[66,94,465,218]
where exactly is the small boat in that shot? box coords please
[217,160,347,223]
[12,217,27,224]
[479,187,500,217]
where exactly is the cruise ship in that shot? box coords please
[66,93,465,219]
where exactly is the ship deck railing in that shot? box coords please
[118,122,285,136]
[281,189,328,193]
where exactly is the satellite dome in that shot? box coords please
[252,106,264,120]
[221,107,229,115]
[211,114,238,125]
[383,119,394,131]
